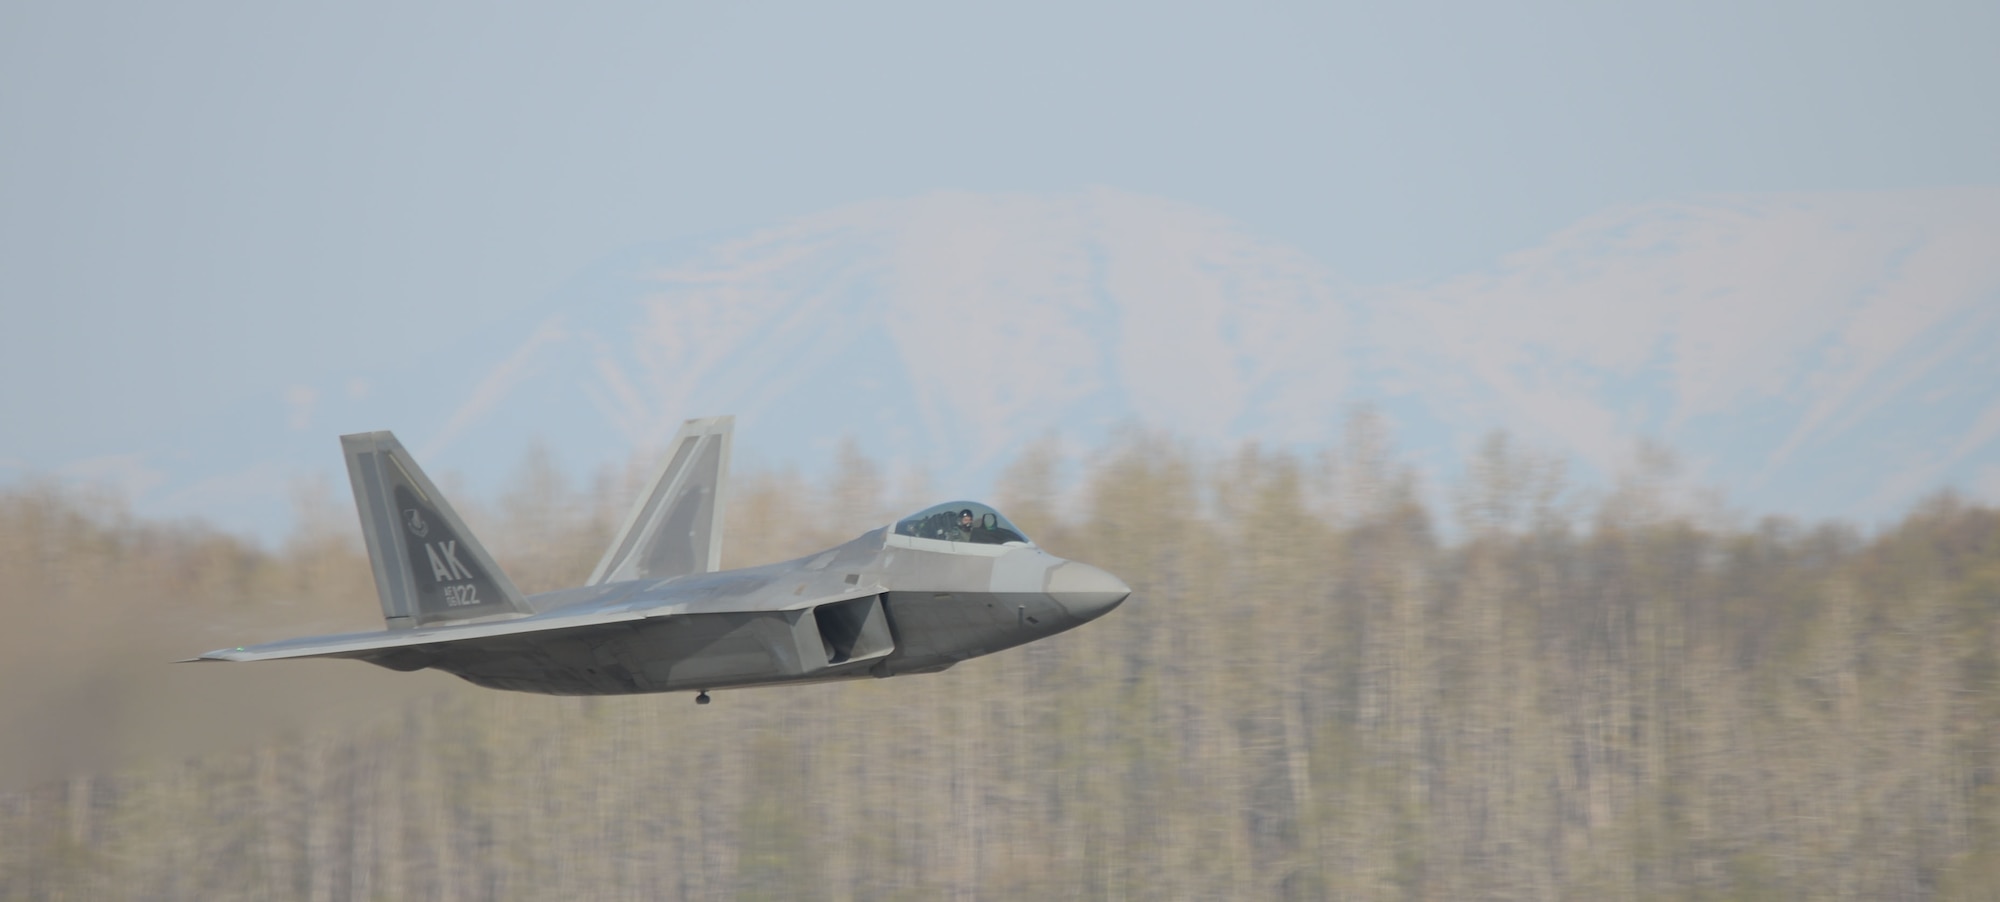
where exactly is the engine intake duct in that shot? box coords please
[814,595,893,665]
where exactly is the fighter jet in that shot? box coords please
[191,416,1129,702]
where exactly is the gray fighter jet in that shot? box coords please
[192,417,1129,702]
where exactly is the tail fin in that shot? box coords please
[342,431,533,629]
[587,415,733,586]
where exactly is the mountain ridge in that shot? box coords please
[26,186,2000,537]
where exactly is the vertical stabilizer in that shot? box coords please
[342,431,533,629]
[588,415,733,586]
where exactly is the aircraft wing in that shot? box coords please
[588,416,733,586]
[188,607,654,665]
[188,582,889,666]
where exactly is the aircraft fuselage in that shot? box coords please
[399,527,1128,695]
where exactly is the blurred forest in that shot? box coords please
[4,417,2000,900]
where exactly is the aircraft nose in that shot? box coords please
[1048,562,1130,622]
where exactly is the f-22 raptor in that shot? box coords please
[193,417,1129,703]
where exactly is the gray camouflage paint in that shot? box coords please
[194,416,1129,698]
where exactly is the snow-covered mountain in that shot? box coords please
[1379,188,2000,518]
[60,186,2000,535]
[438,189,1356,480]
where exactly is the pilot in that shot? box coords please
[951,508,976,541]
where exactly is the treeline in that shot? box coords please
[3,423,1999,900]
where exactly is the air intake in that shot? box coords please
[813,595,894,665]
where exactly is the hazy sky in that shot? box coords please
[3,1,1996,495]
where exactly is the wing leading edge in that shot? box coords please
[588,415,733,586]
[190,607,652,664]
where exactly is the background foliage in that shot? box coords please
[4,420,1998,900]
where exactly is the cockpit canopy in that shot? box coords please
[893,501,1031,546]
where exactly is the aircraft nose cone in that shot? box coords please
[1048,562,1130,622]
